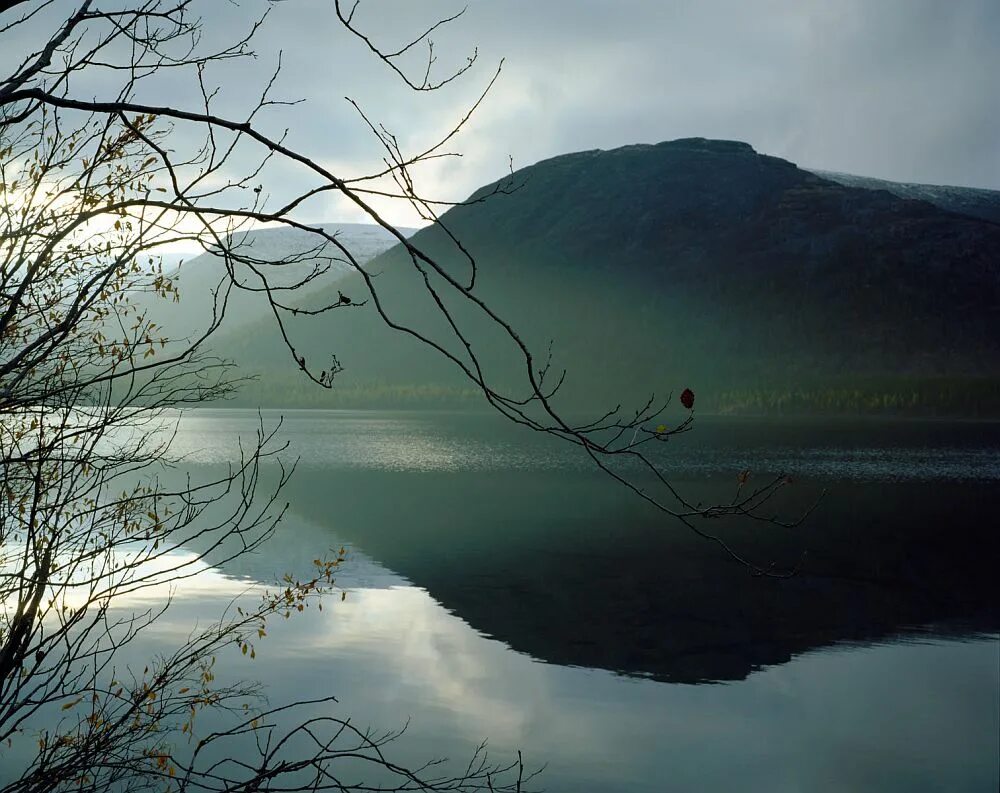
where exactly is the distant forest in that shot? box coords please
[222,372,1000,418]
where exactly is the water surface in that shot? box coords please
[17,411,1000,791]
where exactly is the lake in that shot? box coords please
[12,410,1000,791]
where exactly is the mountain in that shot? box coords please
[144,223,416,342]
[214,139,1000,415]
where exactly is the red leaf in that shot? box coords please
[680,388,695,410]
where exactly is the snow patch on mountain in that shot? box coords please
[811,170,1000,224]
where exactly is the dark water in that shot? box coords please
[14,412,1000,791]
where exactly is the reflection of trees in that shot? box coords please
[284,467,999,683]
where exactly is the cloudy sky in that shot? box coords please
[7,0,1000,228]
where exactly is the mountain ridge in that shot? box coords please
[809,169,1000,224]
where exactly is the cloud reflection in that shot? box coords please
[116,559,999,793]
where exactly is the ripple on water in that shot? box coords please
[149,410,1000,481]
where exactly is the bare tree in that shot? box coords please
[0,1,805,791]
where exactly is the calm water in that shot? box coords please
[13,411,1000,790]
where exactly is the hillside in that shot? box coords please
[212,139,1000,415]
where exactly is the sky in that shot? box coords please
[5,0,1000,230]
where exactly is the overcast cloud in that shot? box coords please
[7,0,999,227]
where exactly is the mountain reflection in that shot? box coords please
[264,465,995,683]
[170,414,997,685]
